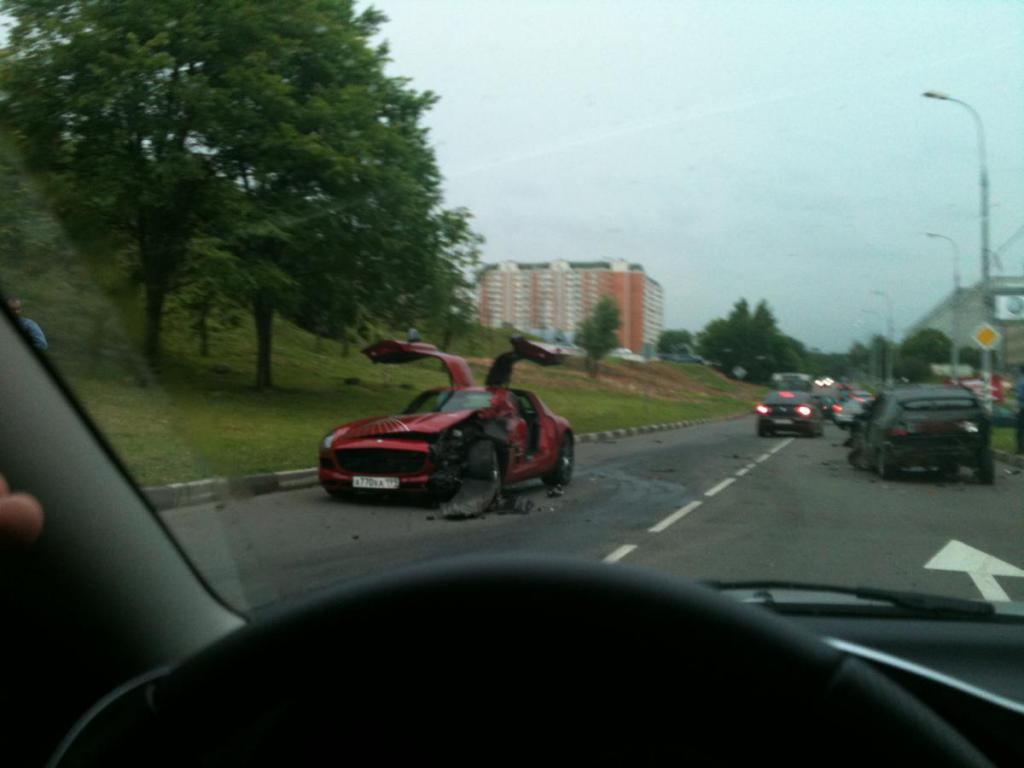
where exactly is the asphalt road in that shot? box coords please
[163,417,1024,611]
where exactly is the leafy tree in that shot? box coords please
[894,356,932,382]
[900,329,951,364]
[421,208,484,350]
[657,329,693,354]
[0,0,246,365]
[577,296,621,377]
[0,0,457,388]
[958,346,982,371]
[696,298,804,384]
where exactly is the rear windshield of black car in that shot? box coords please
[900,398,978,411]
[765,392,811,405]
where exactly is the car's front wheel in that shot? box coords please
[543,434,574,487]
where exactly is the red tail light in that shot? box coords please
[796,405,812,417]
[887,426,909,437]
[832,404,842,413]
[756,404,770,415]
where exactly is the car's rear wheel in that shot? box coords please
[543,434,574,487]
[976,448,994,485]
[757,423,771,437]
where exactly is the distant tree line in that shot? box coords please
[0,0,481,388]
[659,298,978,387]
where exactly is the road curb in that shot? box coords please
[146,410,753,511]
[993,449,1024,469]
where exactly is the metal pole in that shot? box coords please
[923,91,992,409]
[872,291,894,386]
[925,233,961,379]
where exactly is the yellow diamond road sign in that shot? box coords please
[973,323,1001,350]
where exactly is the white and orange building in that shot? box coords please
[476,259,664,355]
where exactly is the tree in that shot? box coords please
[958,346,982,370]
[577,296,621,377]
[421,208,484,350]
[0,0,245,365]
[657,329,693,354]
[696,298,804,384]
[0,0,456,387]
[900,329,951,364]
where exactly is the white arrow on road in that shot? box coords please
[924,540,1024,602]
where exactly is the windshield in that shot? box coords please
[2,0,1024,615]
[404,390,496,414]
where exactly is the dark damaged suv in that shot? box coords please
[850,386,993,484]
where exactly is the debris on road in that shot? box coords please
[352,535,360,540]
[547,485,564,497]
[426,515,435,521]
[1004,468,1022,476]
[512,497,534,515]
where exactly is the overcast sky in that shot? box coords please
[367,0,1024,351]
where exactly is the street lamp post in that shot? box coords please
[925,232,961,379]
[871,290,894,386]
[860,309,882,385]
[923,90,993,409]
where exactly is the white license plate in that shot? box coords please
[772,418,793,425]
[353,476,400,490]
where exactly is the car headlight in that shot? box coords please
[959,421,980,433]
[322,430,338,450]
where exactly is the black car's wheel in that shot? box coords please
[877,446,898,481]
[757,423,771,437]
[543,433,574,487]
[976,448,994,485]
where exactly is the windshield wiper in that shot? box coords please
[705,580,996,618]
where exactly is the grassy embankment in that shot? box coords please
[5,248,764,485]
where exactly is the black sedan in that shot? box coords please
[756,391,824,437]
[848,386,993,484]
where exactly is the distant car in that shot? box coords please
[755,390,824,437]
[319,337,575,513]
[811,393,834,418]
[849,390,874,403]
[848,386,993,484]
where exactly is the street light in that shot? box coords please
[923,89,994,408]
[924,232,962,379]
[871,290,894,386]
[859,309,882,384]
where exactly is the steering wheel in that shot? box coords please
[57,557,992,766]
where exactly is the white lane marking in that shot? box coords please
[755,453,771,463]
[925,539,1024,602]
[745,463,756,470]
[769,437,795,454]
[968,574,1010,602]
[649,500,703,533]
[735,467,750,477]
[705,477,735,497]
[604,544,638,564]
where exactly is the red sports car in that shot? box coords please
[318,336,574,515]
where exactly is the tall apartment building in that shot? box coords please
[477,259,664,355]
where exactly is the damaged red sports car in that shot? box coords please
[318,337,574,515]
